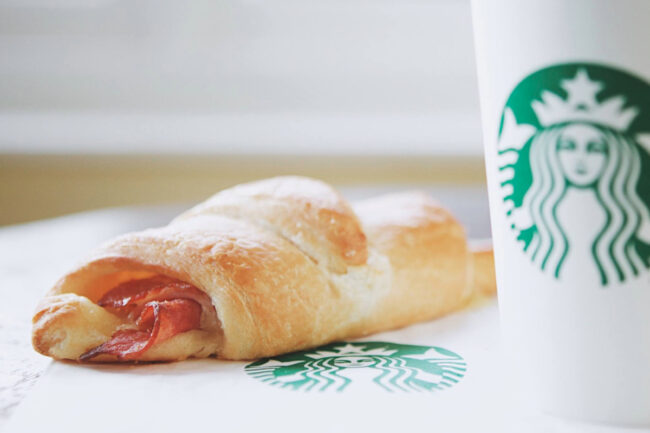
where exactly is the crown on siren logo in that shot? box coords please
[302,343,397,359]
[497,63,650,286]
[531,69,639,131]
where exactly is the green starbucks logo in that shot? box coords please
[245,342,466,392]
[498,63,650,285]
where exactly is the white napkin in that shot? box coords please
[7,298,645,433]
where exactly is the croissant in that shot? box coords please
[32,176,495,362]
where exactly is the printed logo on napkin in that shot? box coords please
[245,341,466,392]
[497,63,650,285]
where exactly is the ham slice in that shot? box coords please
[97,276,214,320]
[80,277,212,361]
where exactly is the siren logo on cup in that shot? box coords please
[245,342,466,392]
[497,63,650,285]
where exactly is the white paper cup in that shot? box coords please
[471,0,650,426]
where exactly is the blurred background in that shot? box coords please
[0,0,485,226]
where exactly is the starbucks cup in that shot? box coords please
[471,0,650,426]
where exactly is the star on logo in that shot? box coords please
[562,68,603,111]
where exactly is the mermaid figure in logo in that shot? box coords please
[245,342,466,392]
[500,70,650,285]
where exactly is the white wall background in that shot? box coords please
[0,0,482,155]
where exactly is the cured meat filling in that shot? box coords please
[80,276,214,361]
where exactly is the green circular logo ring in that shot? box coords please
[245,341,466,393]
[497,63,650,285]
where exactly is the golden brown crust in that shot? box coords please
[32,294,125,360]
[43,215,357,360]
[354,192,472,333]
[469,242,497,296]
[32,177,496,362]
[175,176,368,274]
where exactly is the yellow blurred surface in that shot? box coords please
[0,154,486,226]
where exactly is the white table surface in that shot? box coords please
[0,185,492,432]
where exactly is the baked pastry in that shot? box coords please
[32,176,496,362]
